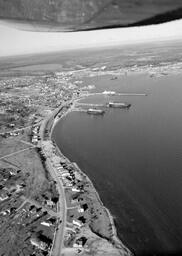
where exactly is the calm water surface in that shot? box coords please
[52,73,182,255]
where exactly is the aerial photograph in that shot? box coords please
[1,1,182,256]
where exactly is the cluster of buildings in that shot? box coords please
[53,159,84,192]
[0,168,23,198]
[31,125,40,145]
[14,202,56,255]
[41,137,90,251]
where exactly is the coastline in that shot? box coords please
[2,43,182,256]
[50,96,132,255]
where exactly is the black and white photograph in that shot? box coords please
[0,1,182,256]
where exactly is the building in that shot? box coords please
[0,192,9,201]
[41,221,51,227]
[78,206,84,213]
[72,187,81,192]
[73,220,83,228]
[30,238,47,251]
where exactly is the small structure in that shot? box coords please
[45,199,54,207]
[30,238,47,251]
[101,66,107,71]
[78,206,84,213]
[41,221,51,227]
[102,90,116,95]
[74,237,87,247]
[73,243,82,248]
[73,220,83,228]
[0,209,10,215]
[0,194,9,202]
[72,187,81,192]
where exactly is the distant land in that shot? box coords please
[0,39,182,74]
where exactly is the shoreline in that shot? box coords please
[50,96,132,255]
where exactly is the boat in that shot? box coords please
[87,108,105,115]
[108,102,131,109]
[102,90,116,95]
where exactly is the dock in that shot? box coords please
[88,92,147,97]
[117,93,147,96]
[75,103,105,107]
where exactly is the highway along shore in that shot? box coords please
[39,95,133,256]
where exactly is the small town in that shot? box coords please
[1,58,181,255]
[0,67,134,256]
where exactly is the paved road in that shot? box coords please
[39,103,70,256]
[45,154,67,256]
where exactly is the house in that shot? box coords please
[78,207,84,213]
[46,200,54,207]
[74,237,87,247]
[0,195,9,201]
[72,187,80,193]
[9,169,16,176]
[61,171,69,175]
[65,182,72,187]
[30,238,47,251]
[73,243,82,248]
[61,173,70,177]
[0,209,10,215]
[73,220,83,228]
[0,191,9,201]
[41,221,51,227]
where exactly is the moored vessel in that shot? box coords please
[87,108,105,115]
[108,102,131,108]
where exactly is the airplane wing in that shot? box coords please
[0,0,182,31]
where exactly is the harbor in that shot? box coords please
[73,90,148,115]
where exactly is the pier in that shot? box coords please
[94,92,147,96]
[102,92,147,96]
[75,102,105,107]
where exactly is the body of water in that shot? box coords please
[52,73,182,255]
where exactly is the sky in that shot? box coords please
[1,19,182,57]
